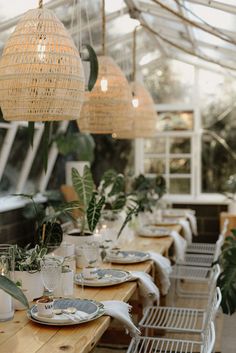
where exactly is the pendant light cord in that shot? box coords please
[102,0,106,56]
[132,26,141,82]
[39,0,43,9]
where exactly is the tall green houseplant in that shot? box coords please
[217,229,236,314]
[71,166,105,235]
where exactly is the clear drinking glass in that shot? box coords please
[40,257,61,297]
[76,242,100,298]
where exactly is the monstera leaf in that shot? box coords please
[87,193,105,232]
[217,230,236,314]
[72,166,94,210]
[0,276,29,309]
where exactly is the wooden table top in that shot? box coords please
[0,225,181,353]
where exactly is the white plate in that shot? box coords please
[154,218,182,225]
[105,251,150,264]
[74,269,132,287]
[163,208,195,216]
[29,298,104,325]
[137,226,171,237]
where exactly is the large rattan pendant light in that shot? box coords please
[114,27,157,139]
[0,0,85,122]
[78,0,133,134]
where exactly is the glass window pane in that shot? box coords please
[143,58,194,104]
[144,158,165,174]
[169,178,191,194]
[170,138,191,154]
[201,133,235,193]
[0,127,28,194]
[0,129,7,150]
[157,111,193,132]
[144,138,165,154]
[170,158,191,174]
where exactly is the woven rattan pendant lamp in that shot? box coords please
[78,0,133,134]
[113,27,157,139]
[0,0,85,122]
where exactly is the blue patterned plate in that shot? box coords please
[105,250,150,264]
[74,268,132,287]
[28,298,104,325]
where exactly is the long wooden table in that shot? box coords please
[0,226,180,353]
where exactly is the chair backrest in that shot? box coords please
[213,219,229,261]
[205,286,222,330]
[203,321,216,353]
[221,218,229,237]
[209,264,221,285]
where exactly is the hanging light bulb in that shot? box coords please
[100,77,108,92]
[78,0,133,134]
[113,26,156,139]
[132,94,139,108]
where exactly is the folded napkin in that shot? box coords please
[148,252,172,295]
[179,219,192,244]
[101,300,140,338]
[130,271,160,307]
[186,212,198,236]
[170,230,187,262]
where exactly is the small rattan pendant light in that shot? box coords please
[113,27,157,139]
[0,0,85,122]
[78,0,133,134]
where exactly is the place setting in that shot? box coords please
[104,250,151,264]
[27,297,105,326]
[74,268,133,287]
[136,225,173,238]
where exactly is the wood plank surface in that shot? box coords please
[0,227,178,353]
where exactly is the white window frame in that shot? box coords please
[0,120,69,196]
[135,78,228,204]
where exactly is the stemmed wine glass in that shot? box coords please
[40,257,62,297]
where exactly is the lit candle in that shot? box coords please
[0,289,13,321]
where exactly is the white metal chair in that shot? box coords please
[185,219,228,257]
[177,219,228,268]
[170,264,220,298]
[126,321,215,353]
[139,287,221,336]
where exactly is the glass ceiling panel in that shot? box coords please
[187,2,236,32]
[213,0,236,6]
[0,0,52,20]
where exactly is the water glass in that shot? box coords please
[40,257,62,296]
